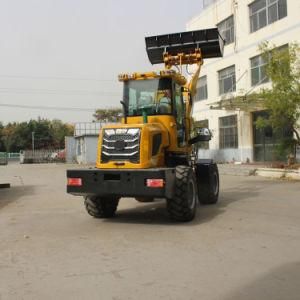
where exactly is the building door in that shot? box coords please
[253,111,292,161]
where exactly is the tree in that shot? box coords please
[50,119,74,148]
[255,42,300,154]
[0,119,74,152]
[1,123,17,152]
[93,108,122,122]
[0,122,4,151]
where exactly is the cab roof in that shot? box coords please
[118,70,187,86]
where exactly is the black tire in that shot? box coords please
[196,163,219,205]
[135,197,154,203]
[167,165,197,222]
[84,196,119,218]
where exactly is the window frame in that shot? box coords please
[250,54,269,86]
[123,78,174,117]
[219,115,238,149]
[217,15,235,45]
[218,65,236,95]
[174,83,186,147]
[249,0,287,33]
[250,43,289,86]
[195,75,208,101]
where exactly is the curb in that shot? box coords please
[218,165,257,176]
[217,165,300,180]
[255,168,300,181]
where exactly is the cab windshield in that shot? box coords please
[123,78,173,116]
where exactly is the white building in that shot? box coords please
[65,122,102,164]
[187,0,300,162]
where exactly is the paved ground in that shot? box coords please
[1,163,300,300]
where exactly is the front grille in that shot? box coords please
[101,128,140,163]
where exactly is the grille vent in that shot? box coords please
[101,128,140,163]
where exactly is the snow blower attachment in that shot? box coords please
[145,28,224,68]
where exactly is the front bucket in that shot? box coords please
[145,28,225,65]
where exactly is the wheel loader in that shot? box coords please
[67,28,224,221]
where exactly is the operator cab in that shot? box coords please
[121,75,187,147]
[123,77,185,119]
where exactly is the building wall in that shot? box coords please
[75,136,98,164]
[187,0,300,162]
[65,136,76,163]
[84,136,98,164]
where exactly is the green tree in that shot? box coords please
[0,118,74,152]
[0,122,4,151]
[93,108,122,122]
[255,42,300,153]
[1,123,17,152]
[12,119,51,150]
[50,119,74,148]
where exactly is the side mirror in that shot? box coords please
[189,127,212,145]
[120,100,128,124]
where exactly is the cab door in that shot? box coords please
[174,84,186,147]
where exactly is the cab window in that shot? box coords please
[174,84,185,146]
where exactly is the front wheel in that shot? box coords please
[84,196,119,218]
[167,165,197,222]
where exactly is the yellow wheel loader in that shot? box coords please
[67,28,224,222]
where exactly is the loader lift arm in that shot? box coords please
[145,28,224,120]
[145,28,224,144]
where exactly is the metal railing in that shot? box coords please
[19,149,65,164]
[74,122,103,137]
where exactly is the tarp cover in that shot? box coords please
[145,28,224,65]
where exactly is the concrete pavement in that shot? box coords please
[0,163,300,300]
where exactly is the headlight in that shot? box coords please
[104,129,115,136]
[127,128,140,135]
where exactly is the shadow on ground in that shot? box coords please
[103,181,264,226]
[0,185,36,210]
[224,262,300,300]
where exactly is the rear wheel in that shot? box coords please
[167,165,197,222]
[197,164,219,205]
[84,196,119,218]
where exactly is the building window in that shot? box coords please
[250,44,288,86]
[249,0,287,33]
[250,55,269,86]
[194,119,209,149]
[218,65,236,95]
[195,76,208,101]
[218,15,234,45]
[219,115,238,149]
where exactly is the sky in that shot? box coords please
[0,0,204,124]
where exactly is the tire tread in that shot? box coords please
[84,196,119,218]
[167,165,197,222]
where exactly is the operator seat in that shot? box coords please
[157,98,171,114]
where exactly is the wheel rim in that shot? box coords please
[188,179,196,209]
[213,171,219,195]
